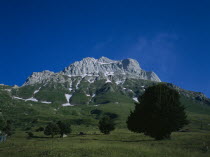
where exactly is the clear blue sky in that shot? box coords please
[0,0,210,97]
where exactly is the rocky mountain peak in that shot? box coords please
[82,57,97,63]
[122,58,142,72]
[23,57,161,86]
[98,56,115,63]
[23,70,55,86]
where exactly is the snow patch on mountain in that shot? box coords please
[25,97,38,102]
[5,89,11,92]
[62,94,73,107]
[13,96,25,100]
[69,82,73,91]
[13,96,38,102]
[65,94,72,102]
[76,80,81,89]
[106,79,112,83]
[41,101,52,104]
[133,97,139,102]
[34,87,41,94]
[115,80,124,85]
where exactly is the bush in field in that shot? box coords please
[127,84,189,140]
[27,132,34,138]
[57,121,72,138]
[2,120,14,136]
[44,122,60,138]
[0,116,6,131]
[99,116,115,134]
[36,127,44,132]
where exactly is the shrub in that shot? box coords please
[27,132,34,138]
[36,127,44,132]
[44,122,60,138]
[98,116,115,134]
[56,121,72,138]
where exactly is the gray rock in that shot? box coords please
[62,57,161,82]
[23,57,161,86]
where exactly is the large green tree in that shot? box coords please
[127,84,189,140]
[99,116,115,134]
[44,122,60,138]
[57,121,72,138]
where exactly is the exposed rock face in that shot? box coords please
[23,70,71,86]
[23,57,161,86]
[16,57,210,106]
[61,57,161,82]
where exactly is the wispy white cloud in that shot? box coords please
[124,33,179,80]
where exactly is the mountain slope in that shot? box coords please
[0,56,210,130]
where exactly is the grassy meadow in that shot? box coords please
[0,128,210,157]
[1,86,210,157]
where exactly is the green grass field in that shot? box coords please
[0,129,210,157]
[1,86,210,157]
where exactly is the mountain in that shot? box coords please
[0,56,210,130]
[2,56,208,107]
[17,56,208,106]
[23,57,161,86]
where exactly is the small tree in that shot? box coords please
[57,121,72,138]
[99,116,115,134]
[127,84,189,140]
[44,122,60,138]
[36,126,44,132]
[26,132,34,138]
[2,120,13,136]
[0,117,6,132]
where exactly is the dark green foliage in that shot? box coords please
[70,92,90,105]
[0,113,14,136]
[24,127,32,131]
[127,84,189,140]
[98,116,115,134]
[35,127,44,132]
[0,79,209,133]
[91,109,119,120]
[56,121,72,137]
[92,82,133,104]
[91,109,103,119]
[91,109,103,115]
[11,85,38,99]
[26,132,34,138]
[44,122,60,138]
[104,112,118,120]
[34,83,69,103]
[0,91,12,105]
[0,116,6,131]
[69,118,96,126]
[2,120,14,136]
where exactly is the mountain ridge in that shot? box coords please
[1,56,209,107]
[23,57,161,86]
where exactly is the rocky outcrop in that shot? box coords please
[23,57,161,86]
[18,57,210,106]
[61,57,161,82]
[23,70,71,86]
